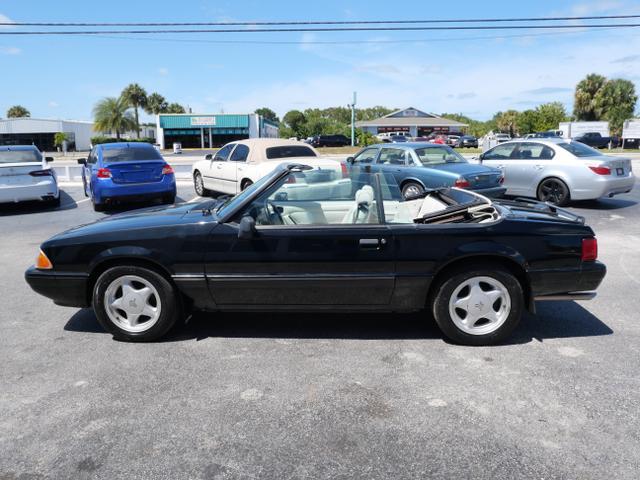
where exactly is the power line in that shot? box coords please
[2,23,640,35]
[2,14,640,27]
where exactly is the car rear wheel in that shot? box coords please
[193,171,211,197]
[432,265,523,346]
[92,196,104,212]
[241,179,253,191]
[537,178,570,206]
[401,181,425,199]
[162,194,176,205]
[93,266,180,342]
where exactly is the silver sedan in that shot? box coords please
[477,139,635,206]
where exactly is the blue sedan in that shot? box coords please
[78,142,176,211]
[346,142,506,199]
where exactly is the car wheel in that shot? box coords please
[92,197,104,212]
[162,194,176,205]
[401,181,425,199]
[49,195,61,208]
[537,178,570,206]
[93,266,180,342]
[193,171,211,197]
[432,264,523,346]
[241,179,253,191]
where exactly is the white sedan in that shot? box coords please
[191,139,349,198]
[0,145,59,206]
[478,138,635,206]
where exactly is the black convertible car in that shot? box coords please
[25,164,606,345]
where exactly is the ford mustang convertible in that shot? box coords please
[25,164,606,345]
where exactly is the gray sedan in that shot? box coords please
[478,139,635,206]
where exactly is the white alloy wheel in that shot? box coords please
[104,275,162,333]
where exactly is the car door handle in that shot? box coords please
[534,164,545,170]
[216,164,222,169]
[359,238,386,250]
[496,165,504,169]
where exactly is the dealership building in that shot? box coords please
[356,107,467,137]
[0,118,94,151]
[156,113,279,149]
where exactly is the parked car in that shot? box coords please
[311,134,351,147]
[0,145,59,207]
[191,138,348,197]
[25,163,606,345]
[345,143,506,199]
[478,139,635,206]
[446,135,461,147]
[523,131,561,139]
[377,131,411,142]
[78,142,176,212]
[390,135,409,143]
[495,133,511,143]
[573,132,616,149]
[456,135,479,148]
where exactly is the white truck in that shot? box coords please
[558,121,609,139]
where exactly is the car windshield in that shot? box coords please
[558,142,601,157]
[414,146,467,165]
[265,145,317,159]
[102,146,163,162]
[0,149,42,164]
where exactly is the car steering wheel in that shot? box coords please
[265,200,284,225]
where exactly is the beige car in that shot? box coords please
[191,138,349,198]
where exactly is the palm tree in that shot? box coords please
[166,103,186,114]
[573,73,606,121]
[145,93,168,115]
[93,97,135,140]
[7,105,30,118]
[121,83,148,138]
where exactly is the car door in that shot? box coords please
[83,148,99,197]
[204,144,234,193]
[227,144,250,194]
[204,169,396,307]
[376,147,410,184]
[506,142,556,196]
[480,143,519,194]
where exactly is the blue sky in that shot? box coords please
[1,0,639,122]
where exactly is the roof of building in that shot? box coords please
[355,107,467,128]
[0,117,93,124]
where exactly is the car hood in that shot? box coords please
[51,199,218,241]
[430,162,500,175]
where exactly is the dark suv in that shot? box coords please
[311,134,351,147]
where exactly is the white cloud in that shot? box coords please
[0,46,20,55]
[158,67,169,76]
[0,13,15,28]
[48,101,59,108]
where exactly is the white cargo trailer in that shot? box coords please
[558,121,609,139]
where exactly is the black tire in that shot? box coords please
[48,196,61,208]
[193,171,211,197]
[92,266,180,342]
[92,197,104,212]
[431,264,524,346]
[241,179,253,191]
[537,177,570,206]
[401,181,425,199]
[162,194,176,205]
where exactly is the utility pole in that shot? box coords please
[350,91,357,147]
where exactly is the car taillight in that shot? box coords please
[35,249,53,270]
[589,166,611,175]
[97,168,111,178]
[29,169,53,177]
[162,164,174,175]
[341,162,349,178]
[454,178,470,188]
[581,238,598,261]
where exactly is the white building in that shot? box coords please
[0,117,94,151]
[355,107,467,137]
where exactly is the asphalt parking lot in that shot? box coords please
[1,181,640,479]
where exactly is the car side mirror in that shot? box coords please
[77,158,87,165]
[45,156,54,162]
[205,154,213,161]
[346,156,354,164]
[478,153,484,163]
[238,215,256,240]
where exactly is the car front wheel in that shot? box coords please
[194,171,211,197]
[93,266,180,342]
[432,265,523,346]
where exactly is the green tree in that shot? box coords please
[574,73,607,121]
[53,132,68,148]
[282,110,307,137]
[6,105,30,118]
[166,103,186,114]
[516,109,539,134]
[145,93,168,115]
[254,107,279,123]
[92,97,135,140]
[495,110,520,137]
[594,79,638,134]
[121,83,148,138]
[534,102,568,131]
